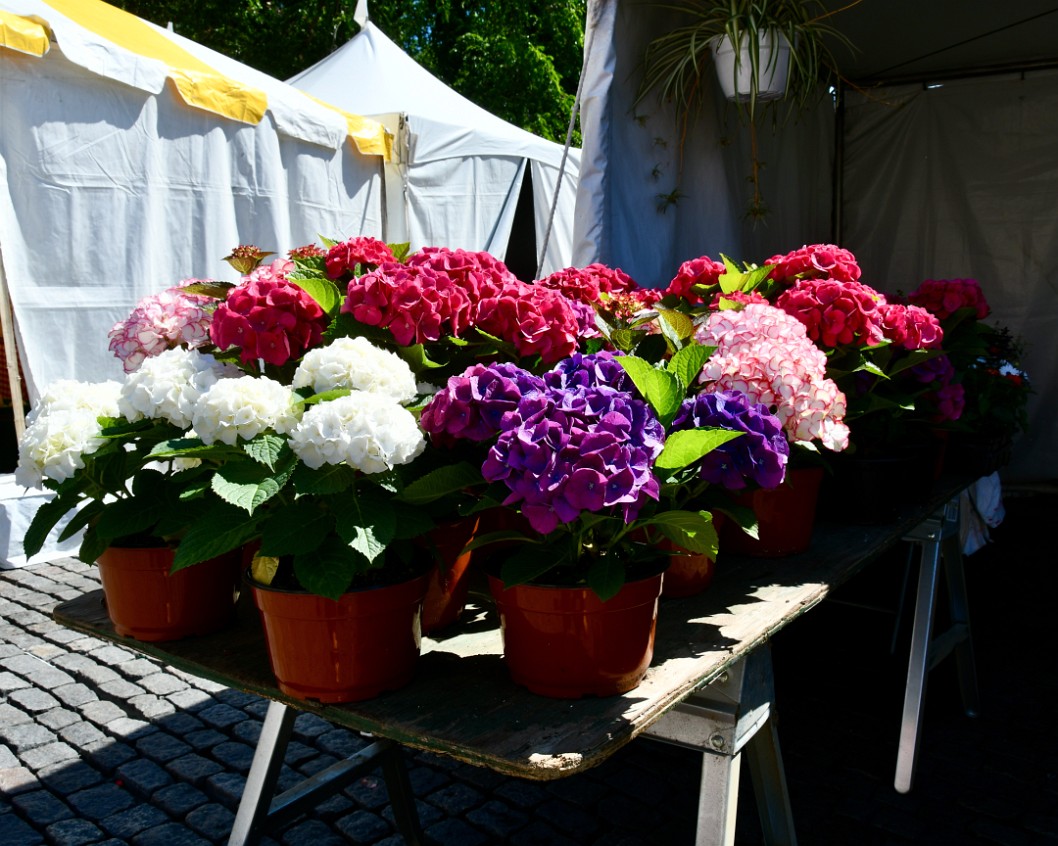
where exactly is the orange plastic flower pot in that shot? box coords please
[487,572,663,699]
[721,465,824,557]
[96,546,239,642]
[421,516,479,635]
[251,572,429,704]
[660,513,724,598]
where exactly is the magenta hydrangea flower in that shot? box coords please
[210,274,327,367]
[907,278,990,320]
[765,244,862,285]
[324,237,395,280]
[474,281,580,365]
[665,255,726,303]
[536,263,636,304]
[108,287,213,373]
[406,246,518,300]
[877,302,944,350]
[672,391,789,490]
[775,278,887,348]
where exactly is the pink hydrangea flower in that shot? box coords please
[475,281,580,364]
[108,287,213,373]
[406,246,518,300]
[324,237,395,280]
[775,278,887,348]
[696,303,850,451]
[665,255,726,303]
[210,275,328,367]
[537,263,636,304]
[907,278,990,320]
[877,302,944,350]
[765,244,862,285]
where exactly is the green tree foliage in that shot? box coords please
[112,0,584,143]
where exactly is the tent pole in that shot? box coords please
[0,249,26,441]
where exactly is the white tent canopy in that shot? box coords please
[287,15,580,277]
[575,0,1058,482]
[0,0,388,407]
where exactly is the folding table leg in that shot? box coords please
[381,743,425,846]
[745,717,796,846]
[696,750,742,846]
[229,700,297,846]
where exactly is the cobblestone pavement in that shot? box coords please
[2,490,1056,846]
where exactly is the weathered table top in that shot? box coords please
[52,479,967,781]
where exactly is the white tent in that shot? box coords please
[575,0,1058,482]
[0,0,389,410]
[287,9,580,278]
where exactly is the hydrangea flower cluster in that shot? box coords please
[422,353,665,534]
[192,375,300,445]
[210,268,328,367]
[765,244,862,285]
[775,278,887,348]
[696,303,850,452]
[407,246,519,294]
[292,336,418,404]
[107,287,213,373]
[537,263,636,304]
[324,236,395,280]
[15,380,122,488]
[910,355,965,423]
[288,391,425,473]
[419,361,543,442]
[877,302,943,350]
[665,255,726,303]
[672,391,789,490]
[908,278,991,320]
[119,348,239,429]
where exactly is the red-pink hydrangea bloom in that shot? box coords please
[475,281,579,364]
[537,263,636,304]
[406,246,518,300]
[695,303,850,451]
[907,278,990,320]
[108,286,213,373]
[210,274,328,367]
[765,244,862,285]
[324,237,395,280]
[877,302,944,350]
[775,278,887,348]
[665,255,726,303]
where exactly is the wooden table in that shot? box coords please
[53,478,977,846]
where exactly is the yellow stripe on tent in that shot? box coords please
[0,10,51,56]
[302,93,393,160]
[43,0,268,125]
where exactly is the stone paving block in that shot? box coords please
[156,712,205,735]
[128,693,177,720]
[52,682,98,708]
[493,778,548,809]
[45,816,107,846]
[38,759,104,794]
[0,809,45,845]
[422,816,489,846]
[11,788,73,825]
[100,803,171,839]
[129,821,212,846]
[533,797,600,841]
[406,764,448,795]
[36,707,80,731]
[0,653,75,687]
[66,636,107,652]
[188,677,228,694]
[54,654,123,686]
[280,817,349,846]
[214,688,260,709]
[26,643,66,660]
[58,720,108,747]
[292,712,332,740]
[232,718,262,745]
[0,669,31,693]
[42,628,85,646]
[152,781,211,817]
[466,798,531,839]
[296,752,339,777]
[135,731,192,762]
[197,702,249,730]
[138,672,189,696]
[316,728,368,759]
[0,765,39,794]
[83,738,137,772]
[0,701,30,725]
[184,728,227,751]
[167,688,216,711]
[79,699,127,726]
[7,686,60,712]
[165,752,224,785]
[119,657,163,678]
[282,740,318,767]
[21,740,79,771]
[107,715,156,740]
[345,773,390,809]
[99,678,146,700]
[334,811,395,846]
[115,757,173,797]
[210,740,255,773]
[204,770,246,808]
[185,802,235,840]
[426,781,485,816]
[66,782,137,821]
[381,798,442,831]
[508,819,580,846]
[0,721,56,752]
[0,744,18,768]
[88,645,136,666]
[0,629,46,650]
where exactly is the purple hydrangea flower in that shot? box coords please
[420,362,544,441]
[672,391,789,490]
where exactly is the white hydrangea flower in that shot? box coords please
[119,347,240,429]
[292,336,417,403]
[289,391,426,473]
[26,379,122,426]
[192,375,300,445]
[15,409,109,488]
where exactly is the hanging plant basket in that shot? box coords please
[711,30,792,103]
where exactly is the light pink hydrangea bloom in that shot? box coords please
[696,303,850,452]
[108,286,213,373]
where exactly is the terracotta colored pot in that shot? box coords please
[420,517,478,635]
[96,546,240,642]
[721,465,824,557]
[660,513,724,599]
[251,572,429,703]
[487,572,663,698]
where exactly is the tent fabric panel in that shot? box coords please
[841,71,1058,480]
[0,46,382,401]
[405,155,524,259]
[0,10,49,56]
[530,158,579,276]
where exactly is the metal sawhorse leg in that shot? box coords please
[228,701,424,846]
[646,645,796,846]
[895,497,980,794]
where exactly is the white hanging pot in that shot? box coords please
[711,30,792,103]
